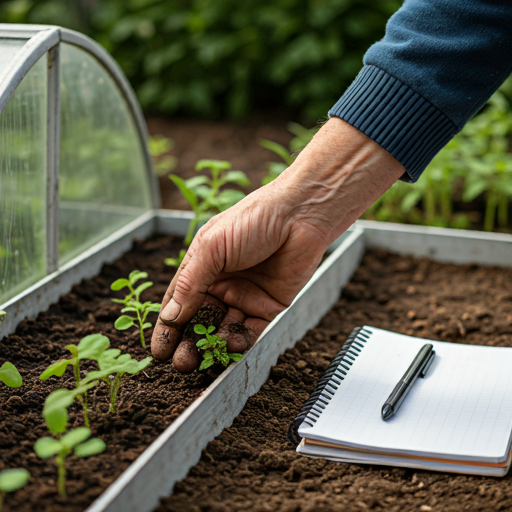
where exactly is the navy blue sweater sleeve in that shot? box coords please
[329,0,512,182]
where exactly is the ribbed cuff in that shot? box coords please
[329,65,457,182]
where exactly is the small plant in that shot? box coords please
[148,134,177,177]
[82,349,152,413]
[111,270,161,348]
[0,310,5,323]
[0,362,22,388]
[260,122,318,185]
[40,334,110,426]
[34,427,105,500]
[0,468,29,510]
[166,159,250,266]
[194,324,242,371]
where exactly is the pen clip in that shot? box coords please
[419,350,435,378]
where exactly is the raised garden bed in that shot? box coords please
[1,214,512,512]
[156,246,512,512]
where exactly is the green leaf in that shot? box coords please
[195,159,231,172]
[185,175,209,189]
[74,438,106,457]
[220,353,229,366]
[229,353,243,362]
[463,180,488,202]
[115,315,135,330]
[34,437,62,459]
[146,303,161,313]
[194,324,207,335]
[111,278,130,291]
[259,139,293,165]
[61,427,91,448]
[129,270,148,285]
[40,359,70,381]
[213,189,245,211]
[203,351,213,361]
[221,170,251,187]
[207,325,215,333]
[66,344,79,358]
[199,359,214,371]
[213,348,221,360]
[169,175,198,211]
[77,334,110,360]
[0,468,29,493]
[111,298,127,305]
[142,322,152,330]
[121,356,152,375]
[0,361,23,387]
[121,306,138,313]
[196,339,208,349]
[134,281,153,298]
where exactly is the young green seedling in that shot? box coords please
[166,159,250,267]
[194,324,242,371]
[0,469,29,511]
[111,270,161,348]
[40,334,109,427]
[0,362,22,388]
[0,310,5,323]
[34,427,105,500]
[82,349,152,413]
[148,134,177,177]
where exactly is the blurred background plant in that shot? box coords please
[0,0,401,121]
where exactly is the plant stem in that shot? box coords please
[73,360,81,389]
[73,360,89,427]
[184,214,198,246]
[56,454,67,500]
[135,309,146,348]
[485,190,498,231]
[498,193,508,229]
[110,374,122,413]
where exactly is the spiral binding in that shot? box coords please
[288,326,372,447]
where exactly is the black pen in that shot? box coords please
[381,343,435,420]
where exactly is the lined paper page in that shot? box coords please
[298,327,512,462]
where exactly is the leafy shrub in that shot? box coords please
[0,0,401,120]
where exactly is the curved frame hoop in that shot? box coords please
[0,24,160,209]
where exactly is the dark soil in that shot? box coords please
[156,249,512,512]
[0,233,218,512]
[146,116,293,210]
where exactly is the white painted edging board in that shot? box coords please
[85,227,366,512]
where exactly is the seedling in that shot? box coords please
[82,349,152,413]
[0,310,5,323]
[34,427,105,499]
[194,324,242,371]
[166,159,250,266]
[111,270,161,348]
[0,362,22,388]
[0,469,29,510]
[148,134,177,177]
[40,334,110,426]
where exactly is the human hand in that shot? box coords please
[151,118,405,371]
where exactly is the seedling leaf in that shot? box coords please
[40,359,70,381]
[74,438,106,457]
[0,361,22,387]
[230,353,243,362]
[194,324,207,334]
[185,175,209,188]
[111,278,129,291]
[0,468,29,493]
[129,270,148,285]
[222,170,251,187]
[134,281,153,298]
[199,359,214,371]
[142,322,152,330]
[259,139,293,165]
[61,427,91,448]
[207,325,215,333]
[77,334,110,360]
[34,437,61,459]
[169,175,197,210]
[115,315,135,330]
[195,159,231,172]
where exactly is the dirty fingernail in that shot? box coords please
[161,298,181,323]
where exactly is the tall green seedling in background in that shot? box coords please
[194,324,242,371]
[111,271,160,348]
[166,160,250,267]
[0,311,5,323]
[82,349,152,413]
[40,334,110,426]
[260,122,318,185]
[0,362,22,388]
[0,469,29,511]
[148,135,177,177]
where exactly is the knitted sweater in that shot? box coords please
[329,0,512,182]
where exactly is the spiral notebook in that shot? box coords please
[289,326,512,476]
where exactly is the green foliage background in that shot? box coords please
[0,0,401,120]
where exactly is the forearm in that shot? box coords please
[272,117,405,247]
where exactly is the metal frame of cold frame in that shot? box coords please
[0,23,160,284]
[1,209,512,510]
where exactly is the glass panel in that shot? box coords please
[0,39,28,76]
[0,55,47,304]
[59,43,152,264]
